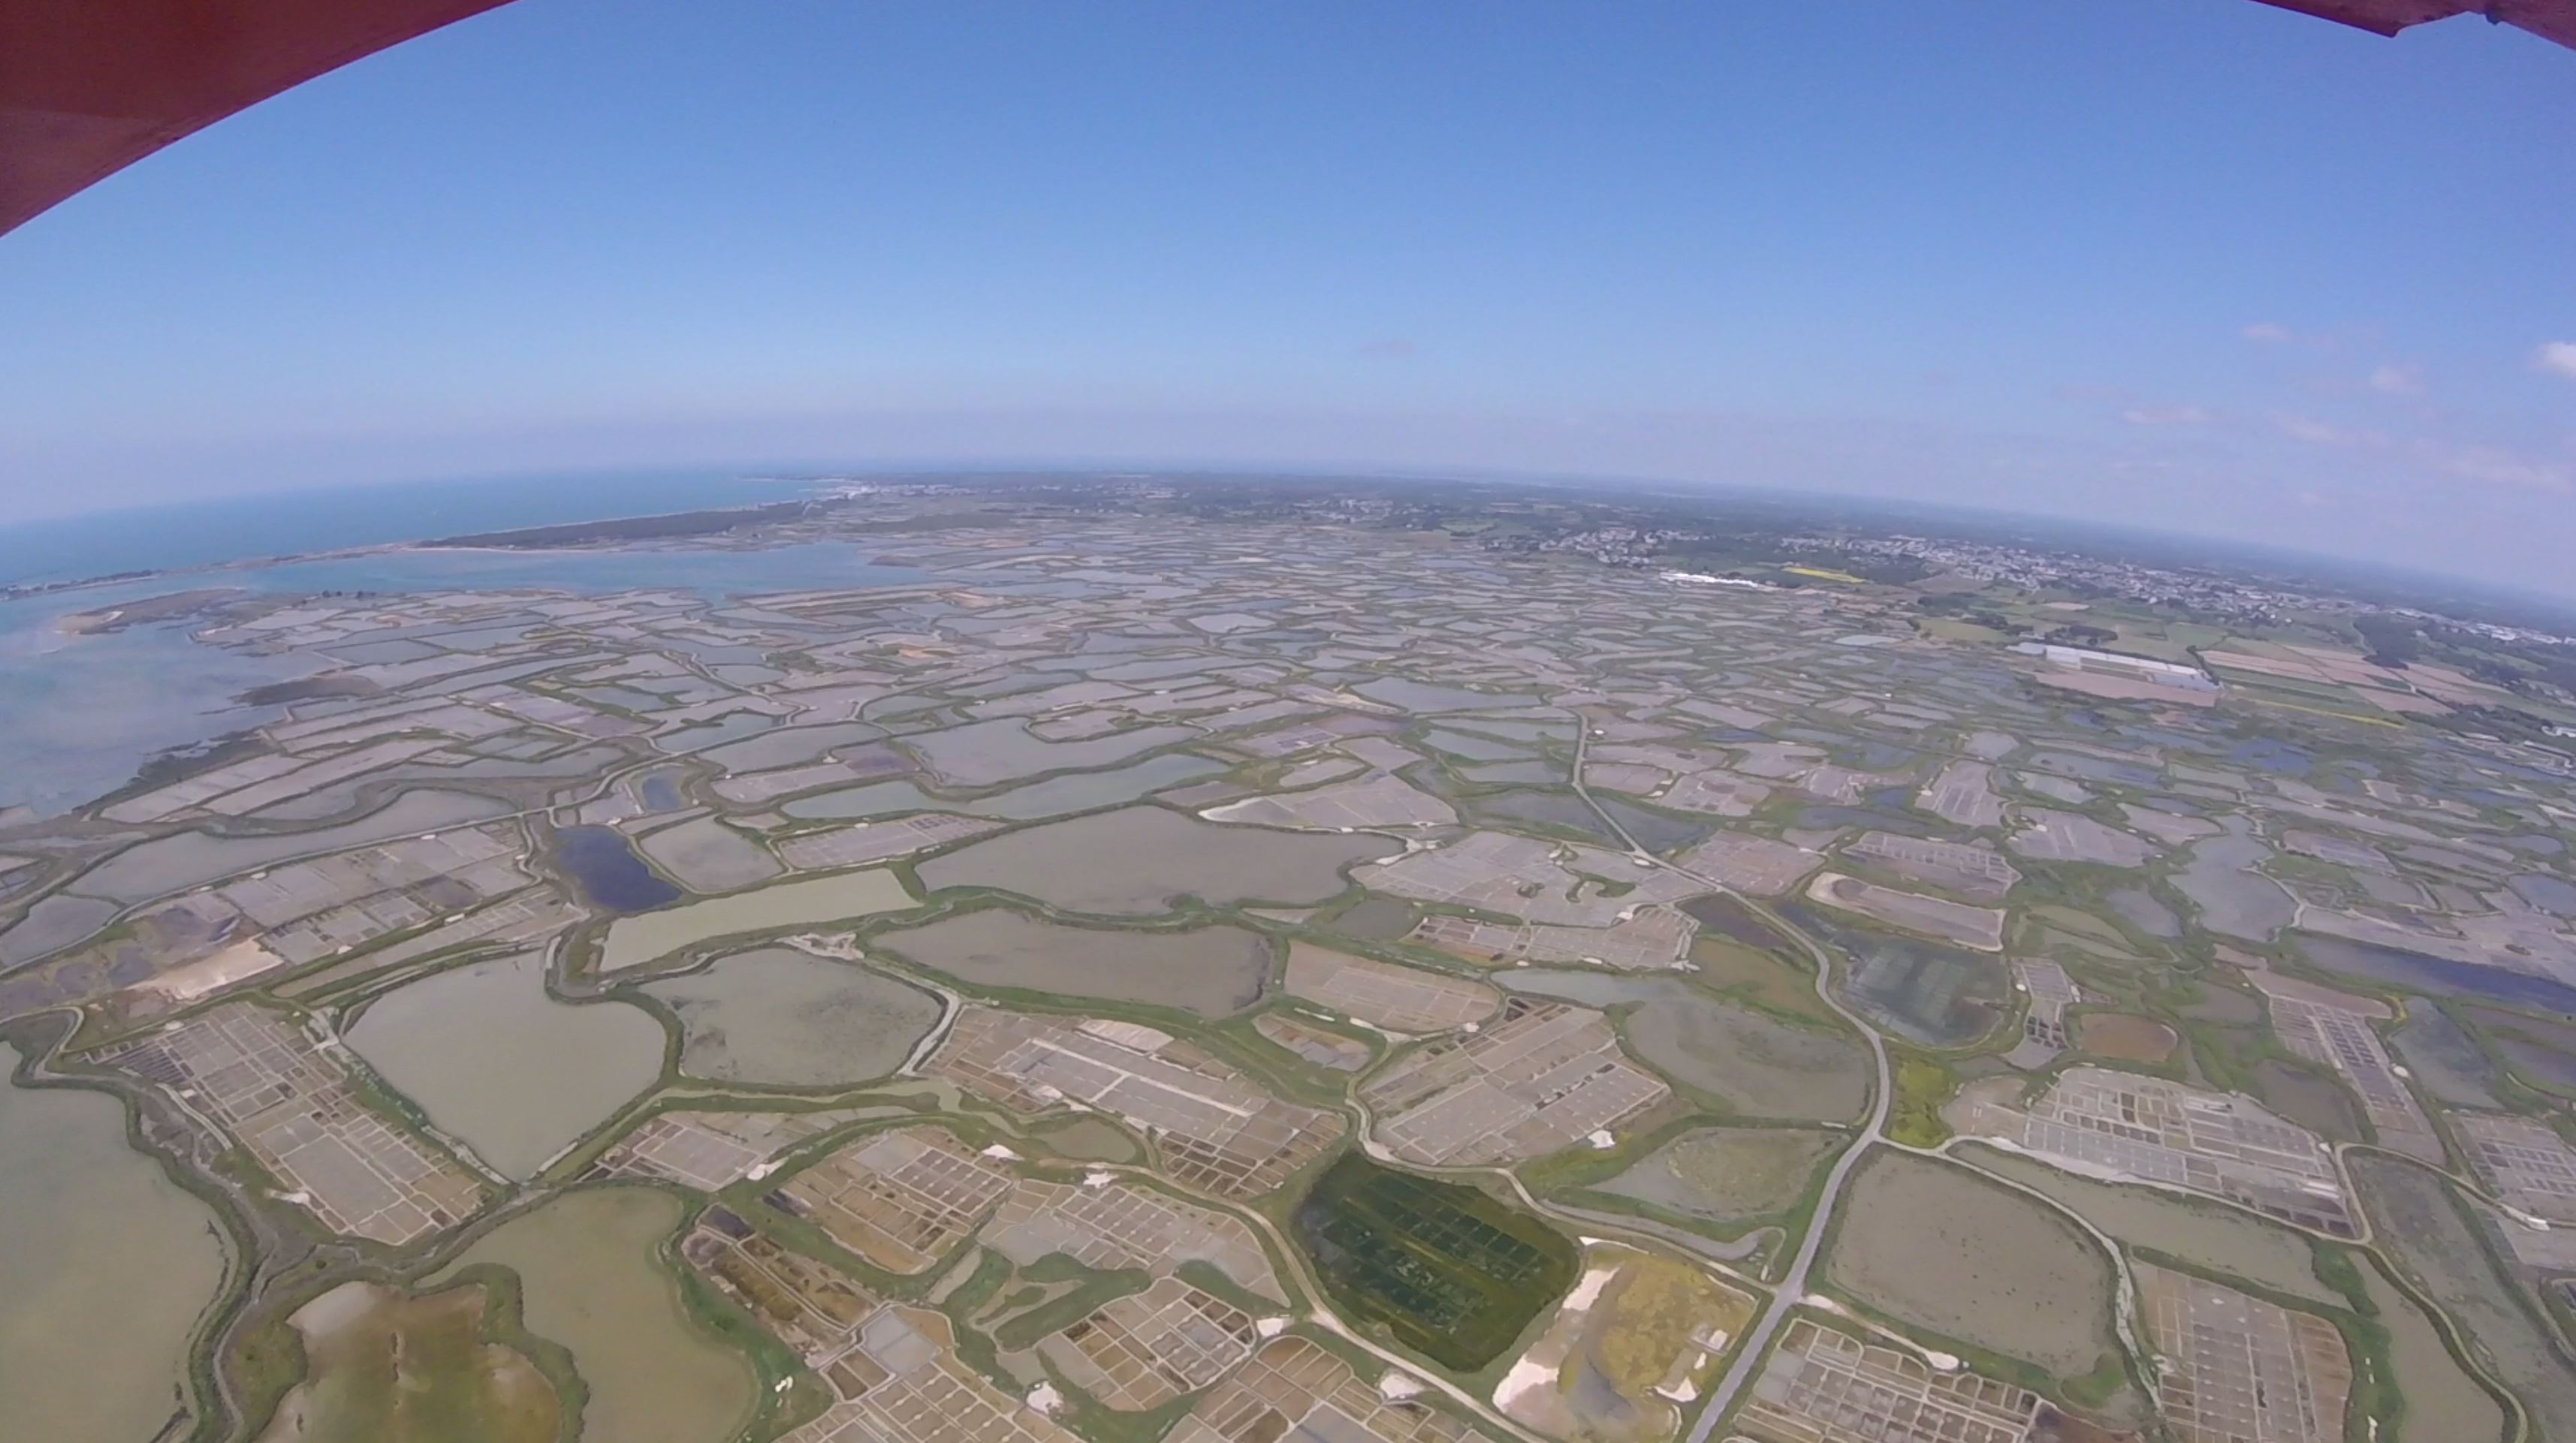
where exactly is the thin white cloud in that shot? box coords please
[2051,383,2128,403]
[2367,364,2422,396]
[2276,413,2351,446]
[2535,341,2576,380]
[2121,405,2213,426]
[2242,321,2360,351]
[2433,443,2571,494]
[2273,414,2392,450]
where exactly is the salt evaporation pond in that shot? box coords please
[431,1187,756,1443]
[349,952,665,1177]
[0,1044,229,1443]
[554,824,683,912]
[644,946,943,1086]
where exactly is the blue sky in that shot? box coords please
[2,1,2571,590]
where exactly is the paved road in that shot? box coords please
[1564,716,1896,1441]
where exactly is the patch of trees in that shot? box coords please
[1658,535,1792,566]
[2426,702,2563,746]
[1912,595,2029,634]
[2435,628,2576,700]
[237,676,379,706]
[2352,613,2420,668]
[1838,554,1937,584]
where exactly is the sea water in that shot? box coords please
[0,473,925,815]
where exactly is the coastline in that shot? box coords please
[2,493,843,607]
[0,471,834,599]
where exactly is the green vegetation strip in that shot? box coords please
[989,1261,1153,1351]
[1885,1053,1956,1147]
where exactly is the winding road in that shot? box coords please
[1564,713,1896,1439]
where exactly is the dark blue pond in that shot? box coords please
[2302,934,2576,1016]
[2510,874,2576,918]
[2226,738,2312,775]
[554,825,681,913]
[2119,725,2218,754]
[2029,751,2161,788]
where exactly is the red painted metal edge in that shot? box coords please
[4,0,2567,239]
[1,0,516,235]
[2253,0,2576,48]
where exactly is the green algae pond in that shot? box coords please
[1292,1152,1574,1372]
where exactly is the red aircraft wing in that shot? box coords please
[1,0,514,235]
[2255,0,2576,46]
[3,0,2568,239]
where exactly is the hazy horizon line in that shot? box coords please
[6,460,2573,623]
